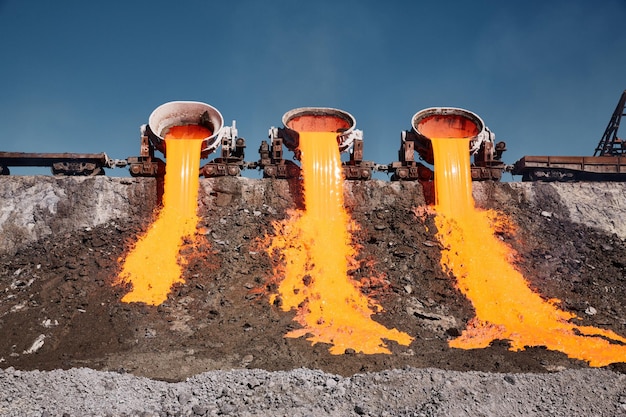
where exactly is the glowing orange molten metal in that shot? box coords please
[266,127,412,354]
[429,115,626,366]
[115,125,210,305]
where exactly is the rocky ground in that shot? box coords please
[1,176,626,415]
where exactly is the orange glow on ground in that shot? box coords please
[265,130,413,354]
[115,125,210,305]
[431,135,626,366]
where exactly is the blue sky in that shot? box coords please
[1,0,625,180]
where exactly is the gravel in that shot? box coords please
[2,366,626,416]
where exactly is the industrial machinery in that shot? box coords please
[387,107,507,181]
[5,93,626,182]
[130,101,246,178]
[0,104,507,182]
[0,104,506,181]
[0,152,127,176]
[512,90,626,181]
[0,101,246,178]
[257,107,375,180]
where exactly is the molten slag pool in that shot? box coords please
[424,109,626,366]
[115,125,209,305]
[265,110,412,354]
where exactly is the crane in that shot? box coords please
[594,90,626,156]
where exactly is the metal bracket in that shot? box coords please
[201,121,247,178]
[255,136,301,179]
[342,137,374,180]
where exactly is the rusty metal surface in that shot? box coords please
[128,156,165,177]
[514,155,626,174]
[0,152,108,167]
[512,155,626,181]
[0,152,112,176]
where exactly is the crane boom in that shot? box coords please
[594,90,626,156]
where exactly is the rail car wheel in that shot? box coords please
[51,162,104,176]
[525,169,552,182]
[525,168,575,182]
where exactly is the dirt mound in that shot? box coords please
[1,176,626,414]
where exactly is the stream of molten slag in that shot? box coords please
[431,135,626,366]
[265,130,412,354]
[115,125,209,305]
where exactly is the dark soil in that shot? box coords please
[1,177,626,382]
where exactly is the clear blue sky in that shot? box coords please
[1,0,625,179]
